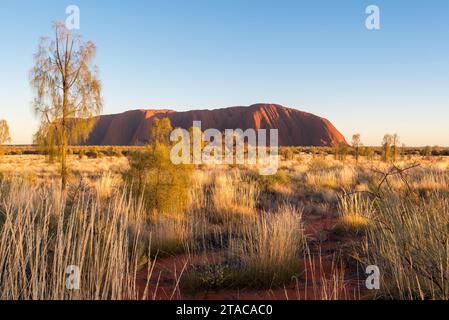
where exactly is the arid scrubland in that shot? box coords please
[0,151,447,300]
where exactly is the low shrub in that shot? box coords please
[124,143,193,216]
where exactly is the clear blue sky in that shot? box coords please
[1,0,448,146]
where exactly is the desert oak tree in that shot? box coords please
[0,120,11,145]
[30,22,102,190]
[351,134,362,163]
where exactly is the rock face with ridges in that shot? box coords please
[83,104,347,147]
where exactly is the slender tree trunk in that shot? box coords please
[61,126,67,191]
[61,86,68,191]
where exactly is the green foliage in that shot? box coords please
[250,170,291,193]
[382,133,400,162]
[362,146,375,161]
[280,147,295,160]
[334,142,348,161]
[125,118,192,215]
[125,143,192,215]
[151,118,173,145]
[182,264,233,292]
[30,23,103,189]
[85,147,99,158]
[34,127,60,162]
[104,147,121,157]
[422,146,432,159]
[351,134,362,163]
[382,134,393,162]
[0,120,11,145]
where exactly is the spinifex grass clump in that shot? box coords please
[183,205,305,290]
[334,193,374,236]
[228,204,305,288]
[210,172,259,225]
[304,165,356,191]
[362,192,448,300]
[146,213,195,257]
[0,178,148,300]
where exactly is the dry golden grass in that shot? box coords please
[305,165,356,190]
[183,205,305,290]
[146,214,194,257]
[0,178,148,299]
[210,171,259,224]
[0,155,127,184]
[0,152,448,300]
[227,204,305,287]
[333,193,374,235]
[360,194,448,300]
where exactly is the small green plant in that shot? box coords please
[182,264,233,292]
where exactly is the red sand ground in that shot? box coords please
[137,211,368,300]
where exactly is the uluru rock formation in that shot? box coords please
[82,104,347,147]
